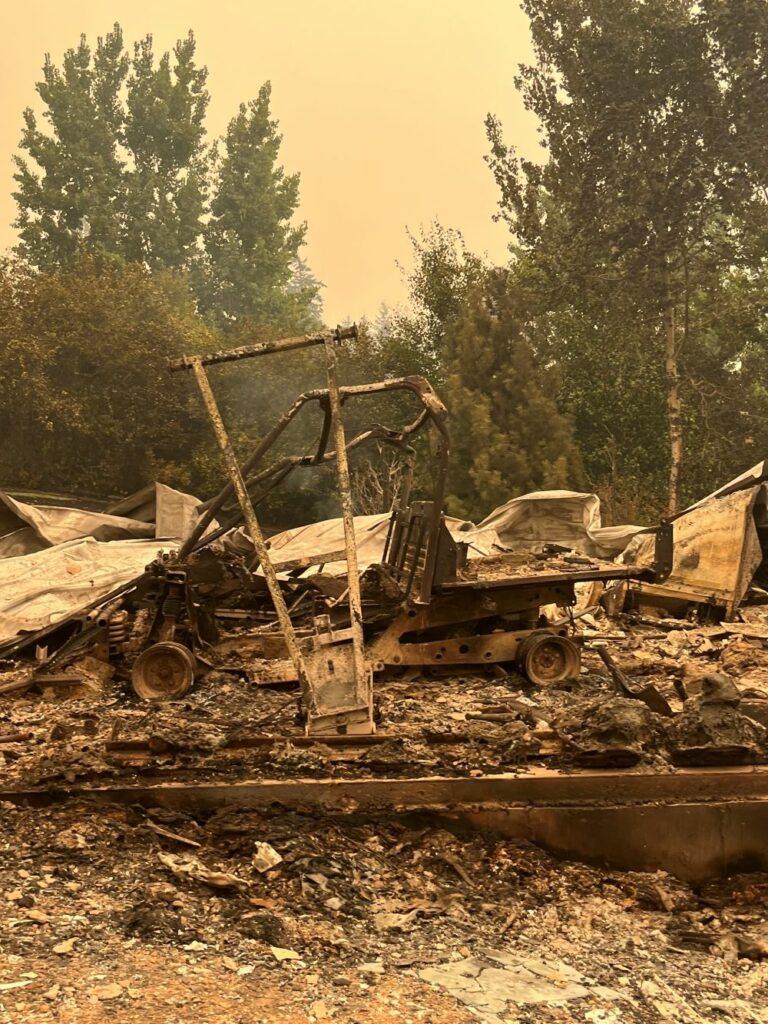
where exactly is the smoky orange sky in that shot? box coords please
[0,1,540,324]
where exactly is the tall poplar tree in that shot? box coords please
[488,0,768,514]
[13,26,210,274]
[201,83,310,329]
[13,25,128,267]
[123,32,209,269]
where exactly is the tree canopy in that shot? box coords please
[13,25,319,331]
[0,257,218,495]
[486,0,768,515]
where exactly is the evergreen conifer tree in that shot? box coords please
[442,271,583,520]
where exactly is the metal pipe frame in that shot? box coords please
[180,376,450,563]
[186,357,317,717]
[168,325,359,373]
[322,338,370,719]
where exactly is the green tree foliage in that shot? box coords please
[200,83,314,330]
[0,257,218,496]
[487,0,768,515]
[13,26,128,267]
[122,32,209,270]
[338,227,486,514]
[442,271,583,521]
[398,224,487,381]
[13,25,209,273]
[13,28,319,334]
[366,226,582,521]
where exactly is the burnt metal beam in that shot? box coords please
[7,765,768,809]
[168,325,358,373]
[6,768,768,882]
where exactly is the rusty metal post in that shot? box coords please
[323,340,372,720]
[187,357,315,715]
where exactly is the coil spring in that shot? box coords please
[124,607,153,659]
[108,610,129,649]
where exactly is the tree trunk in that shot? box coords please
[663,261,682,516]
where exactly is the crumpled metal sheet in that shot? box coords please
[0,491,154,552]
[234,491,646,580]
[627,484,765,617]
[474,490,645,559]
[0,482,206,558]
[0,537,175,644]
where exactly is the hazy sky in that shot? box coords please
[0,1,540,324]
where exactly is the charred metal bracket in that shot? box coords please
[613,519,674,589]
[595,645,672,717]
[652,521,674,582]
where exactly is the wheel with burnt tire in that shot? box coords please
[516,631,580,686]
[131,641,196,701]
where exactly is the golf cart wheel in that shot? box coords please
[517,631,580,686]
[131,641,196,701]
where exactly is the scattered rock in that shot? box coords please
[91,982,123,1001]
[357,961,385,975]
[270,946,300,962]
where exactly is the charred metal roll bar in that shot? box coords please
[179,374,450,562]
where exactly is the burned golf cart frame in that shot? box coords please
[179,371,452,603]
[163,326,673,734]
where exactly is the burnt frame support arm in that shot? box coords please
[179,376,451,562]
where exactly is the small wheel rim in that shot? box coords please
[131,642,195,701]
[521,633,579,685]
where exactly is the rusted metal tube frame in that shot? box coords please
[180,389,427,559]
[183,438,418,556]
[168,325,358,373]
[218,433,418,520]
[182,419,423,559]
[181,377,450,570]
[206,381,433,512]
[323,339,370,717]
[186,357,316,717]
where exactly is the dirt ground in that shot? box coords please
[1,797,768,1024]
[3,591,768,1021]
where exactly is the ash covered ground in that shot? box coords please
[2,798,768,1024]
[2,605,768,788]
[2,607,768,1021]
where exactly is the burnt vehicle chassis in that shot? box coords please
[0,327,671,736]
[128,326,670,735]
